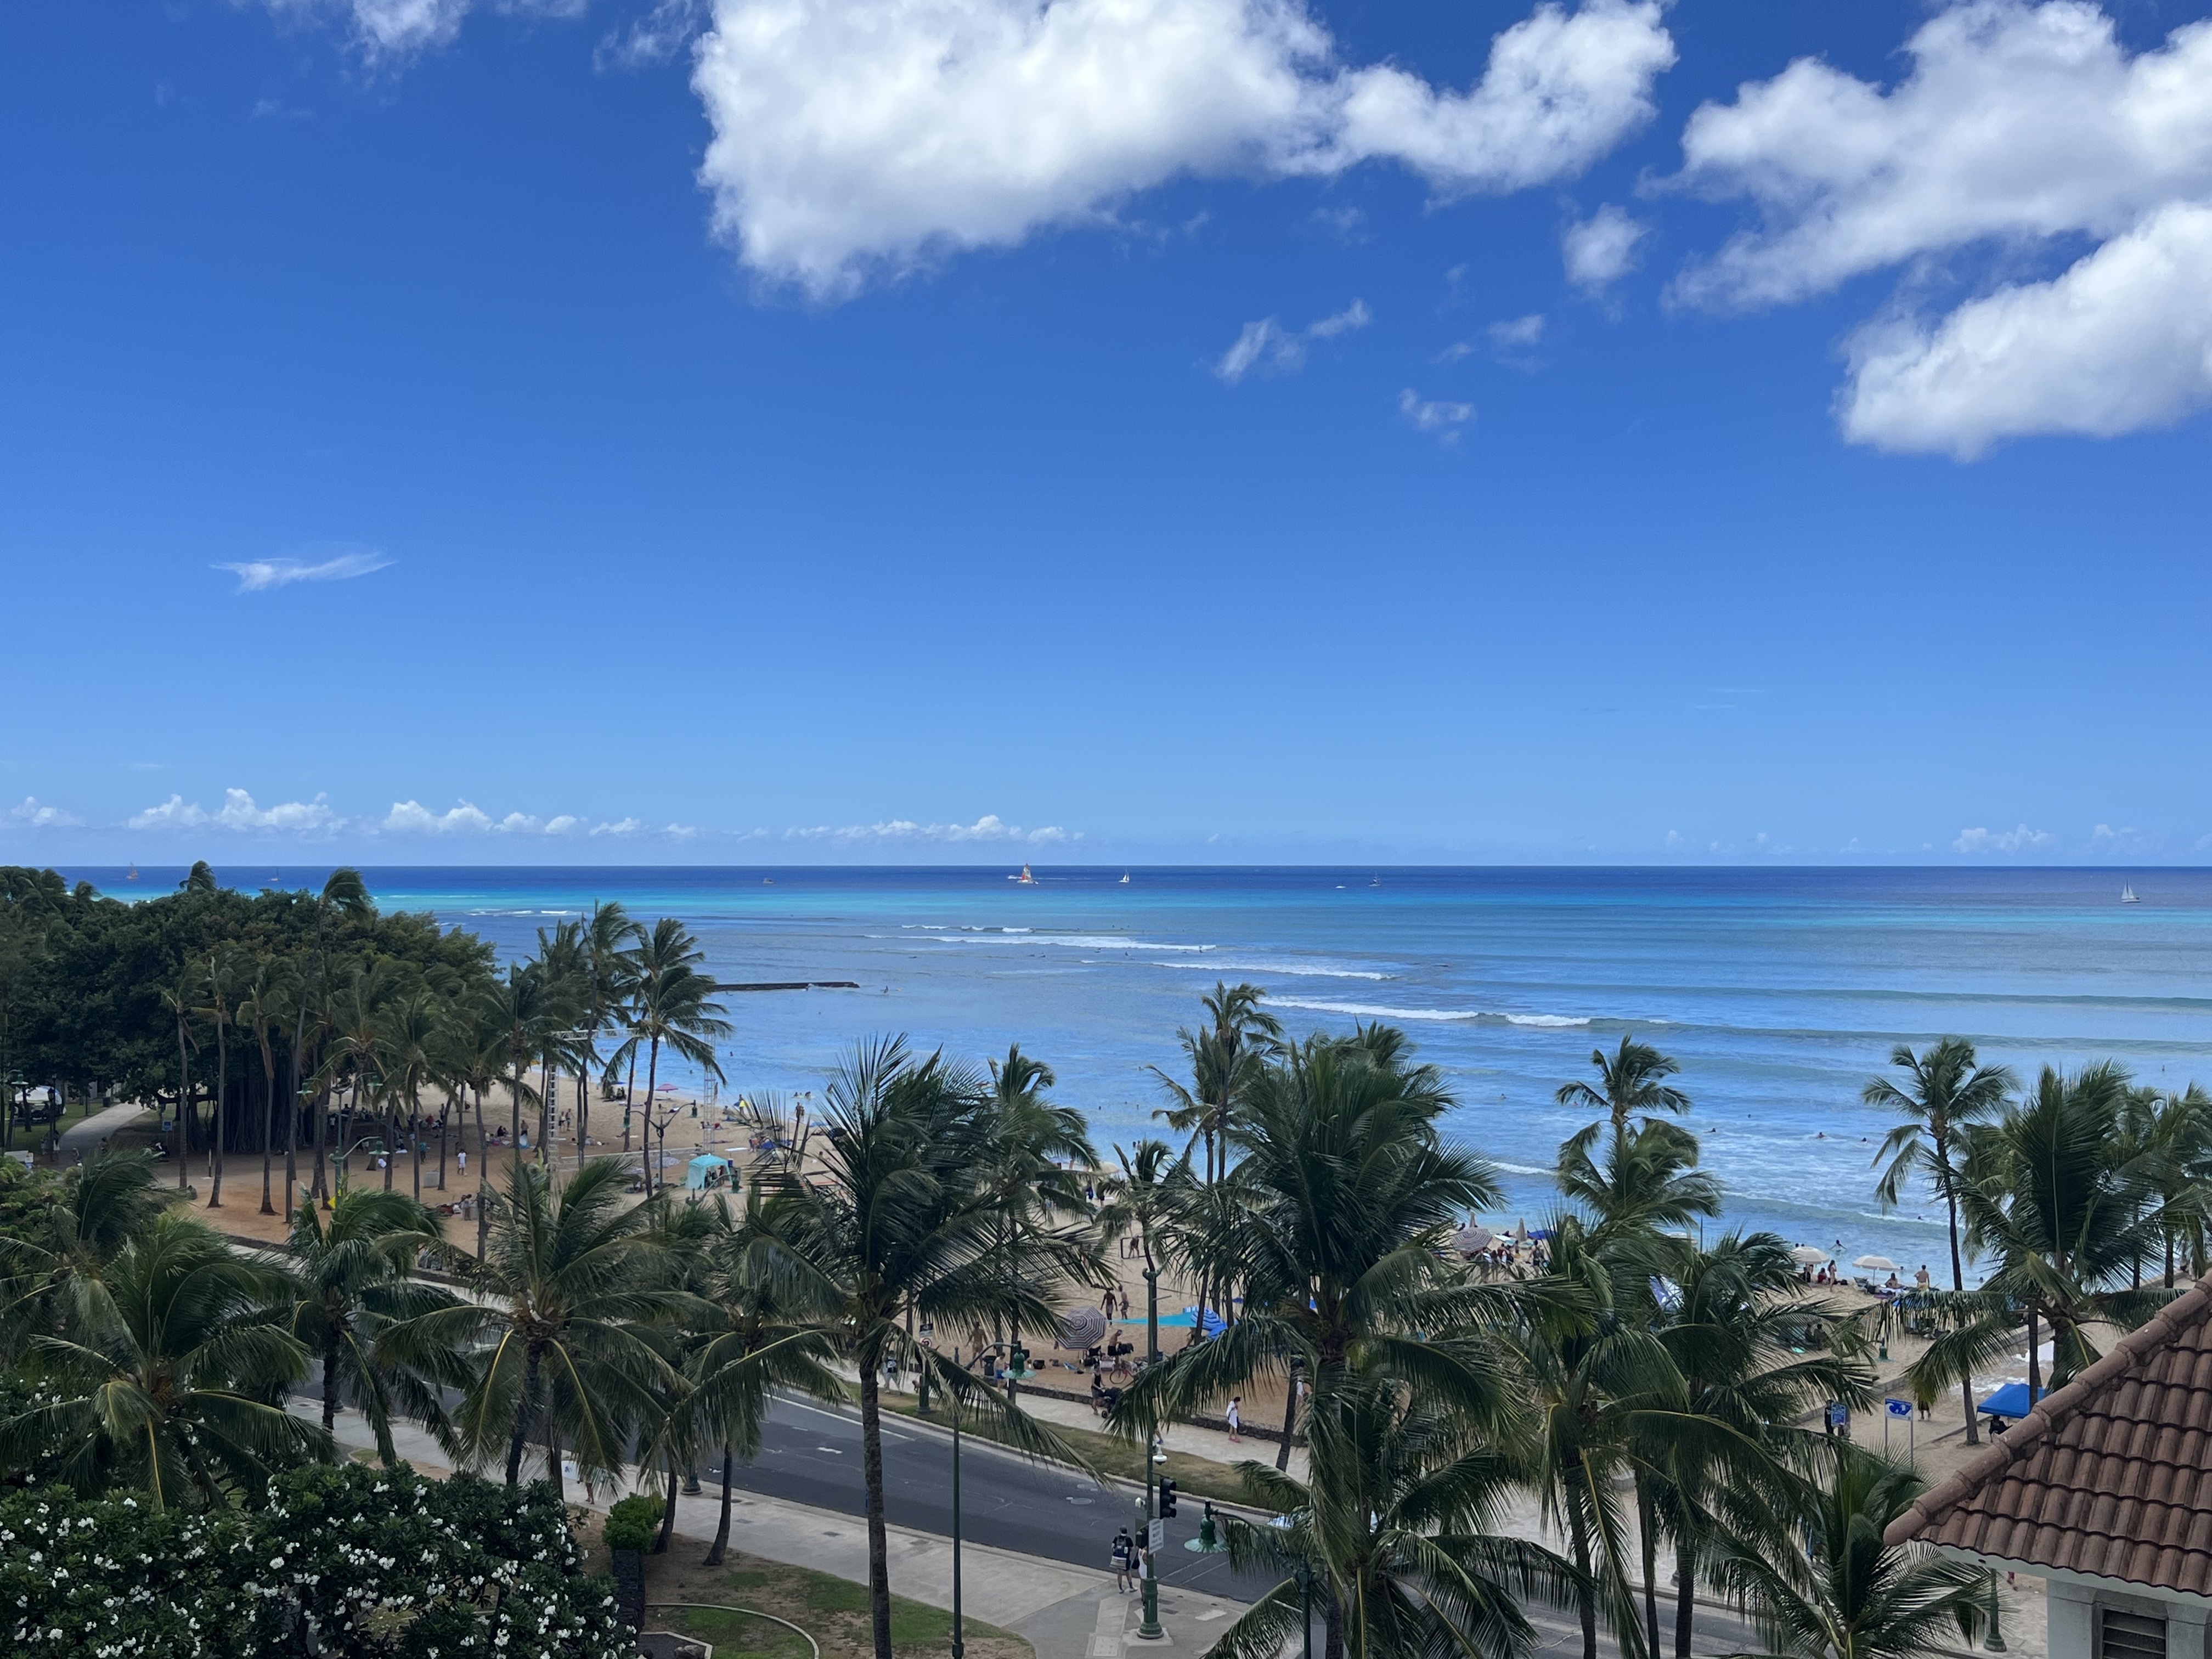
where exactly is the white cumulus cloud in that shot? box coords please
[215,546,392,592]
[591,817,646,837]
[1954,823,2057,853]
[1669,0,2212,455]
[1840,201,2212,456]
[692,0,1674,295]
[1214,298,1370,382]
[1562,202,1645,290]
[128,789,341,832]
[383,799,498,834]
[9,797,85,829]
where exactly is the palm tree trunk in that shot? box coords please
[708,1444,735,1565]
[209,1018,228,1207]
[859,1362,895,1659]
[410,1088,423,1199]
[641,1036,662,1197]
[1323,1589,1345,1659]
[2027,1304,2042,1401]
[1639,1482,1660,1659]
[505,1347,541,1487]
[510,1068,523,1175]
[1673,1537,1696,1659]
[1568,1496,1598,1659]
[323,1331,342,1438]
[655,1448,681,1554]
[1277,1366,1298,1471]
[259,1051,278,1215]
[437,1101,449,1192]
[549,1426,565,1502]
[174,1010,193,1192]
[623,1049,638,1153]
[1944,1178,1979,1447]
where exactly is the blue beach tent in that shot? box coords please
[685,1154,733,1190]
[1976,1382,2045,1423]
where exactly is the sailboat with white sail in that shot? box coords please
[2121,884,2140,904]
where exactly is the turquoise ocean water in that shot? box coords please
[75,865,2212,1278]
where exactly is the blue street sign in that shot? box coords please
[1886,1398,1913,1418]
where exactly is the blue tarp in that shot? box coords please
[1977,1383,2045,1420]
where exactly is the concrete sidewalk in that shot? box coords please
[313,1408,1244,1659]
[57,1103,151,1164]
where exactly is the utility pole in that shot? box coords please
[1137,1429,1165,1640]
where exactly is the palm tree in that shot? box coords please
[608,919,730,1197]
[1149,981,1282,1187]
[286,1186,466,1460]
[1116,1032,1511,1476]
[0,1148,173,1358]
[194,946,245,1209]
[2116,1082,2212,1287]
[376,988,442,1197]
[1556,1035,1690,1134]
[579,901,640,1156]
[1556,1116,1720,1244]
[402,1156,692,1496]
[1504,1218,1687,1659]
[1709,1442,2000,1659]
[1865,1039,2014,1444]
[289,868,373,1208]
[1207,1375,1575,1659]
[672,1189,845,1564]
[233,956,297,1216]
[749,1036,1089,1659]
[484,958,567,1190]
[1910,1063,2168,1405]
[1094,1137,1190,1377]
[0,1210,326,1505]
[979,1044,1097,1389]
[159,971,199,1192]
[1644,1232,1875,1659]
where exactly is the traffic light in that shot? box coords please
[1159,1477,1178,1518]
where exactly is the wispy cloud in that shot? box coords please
[1214,300,1372,384]
[214,546,392,592]
[10,797,84,828]
[1398,390,1475,443]
[1562,204,1646,292]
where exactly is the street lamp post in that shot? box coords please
[1137,1430,1165,1640]
[945,1339,1031,1659]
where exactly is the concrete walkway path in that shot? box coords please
[56,1103,151,1164]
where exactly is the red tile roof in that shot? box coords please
[1885,1277,2212,1594]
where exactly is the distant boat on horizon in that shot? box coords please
[1119,872,1130,884]
[1010,863,1037,884]
[125,862,137,882]
[2122,884,2141,904]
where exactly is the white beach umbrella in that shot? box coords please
[1452,1226,1493,1253]
[1788,1246,1830,1266]
[1057,1307,1110,1350]
[1852,1255,1898,1272]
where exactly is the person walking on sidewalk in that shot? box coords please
[1111,1527,1135,1593]
[1226,1396,1242,1443]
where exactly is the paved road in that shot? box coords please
[729,1395,1278,1604]
[57,1103,150,1164]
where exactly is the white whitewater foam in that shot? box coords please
[916,930,1212,952]
[1152,961,1389,981]
[1272,997,1590,1026]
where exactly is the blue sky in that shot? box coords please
[4,0,2210,866]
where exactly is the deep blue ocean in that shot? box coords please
[72,865,2212,1279]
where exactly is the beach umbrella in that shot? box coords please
[1452,1226,1493,1253]
[1788,1246,1830,1266]
[1057,1307,1109,1350]
[1852,1254,1898,1272]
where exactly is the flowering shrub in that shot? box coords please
[0,1463,629,1657]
